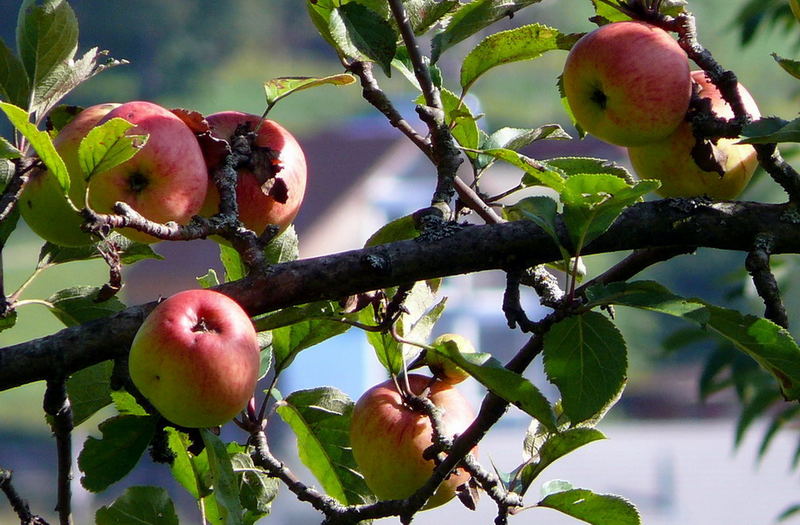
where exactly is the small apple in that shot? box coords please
[350,374,475,510]
[562,21,692,147]
[19,103,120,246]
[88,101,208,243]
[128,289,260,428]
[427,334,476,385]
[199,111,307,238]
[627,70,761,199]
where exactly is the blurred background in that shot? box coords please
[2,0,800,523]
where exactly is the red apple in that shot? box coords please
[350,374,475,510]
[562,21,691,147]
[627,70,761,199]
[128,289,260,428]
[87,101,208,243]
[199,111,307,237]
[19,103,120,246]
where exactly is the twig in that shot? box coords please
[0,469,50,525]
[502,270,538,332]
[0,158,40,224]
[43,379,73,525]
[745,234,789,329]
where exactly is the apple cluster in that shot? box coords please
[562,21,761,200]
[19,100,307,246]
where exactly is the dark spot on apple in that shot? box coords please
[154,374,160,381]
[590,88,607,110]
[128,171,149,193]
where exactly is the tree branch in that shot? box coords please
[1,199,799,391]
[0,468,50,525]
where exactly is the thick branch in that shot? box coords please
[2,199,800,391]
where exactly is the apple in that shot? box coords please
[427,334,476,385]
[128,289,260,428]
[87,101,209,243]
[627,70,761,199]
[199,111,307,238]
[350,374,475,510]
[562,21,692,147]
[19,103,120,246]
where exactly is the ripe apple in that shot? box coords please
[427,334,476,385]
[128,289,260,428]
[199,111,307,238]
[87,101,208,243]
[19,103,120,246]
[627,70,761,199]
[562,21,691,147]
[350,374,475,510]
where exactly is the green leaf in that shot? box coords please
[516,428,605,494]
[37,234,163,268]
[264,225,300,265]
[0,136,22,158]
[271,317,350,373]
[364,213,420,247]
[0,160,19,246]
[197,268,221,289]
[585,281,800,401]
[0,309,17,333]
[772,52,800,80]
[166,427,210,499]
[277,387,374,505]
[253,300,344,332]
[503,196,568,259]
[543,156,634,184]
[332,3,397,75]
[461,24,578,93]
[474,125,570,172]
[78,414,158,492]
[232,452,279,523]
[431,0,546,62]
[431,340,557,430]
[0,101,68,190]
[67,360,113,427]
[735,386,781,447]
[0,38,30,108]
[741,116,800,144]
[538,488,641,525]
[561,174,657,250]
[220,243,248,282]
[16,0,78,95]
[405,0,459,35]
[201,429,245,525]
[590,0,631,22]
[96,486,179,525]
[111,390,149,416]
[78,117,146,181]
[543,312,627,425]
[479,148,566,191]
[392,46,443,90]
[264,74,356,109]
[417,88,479,151]
[45,285,126,327]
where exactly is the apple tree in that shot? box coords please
[2,0,800,524]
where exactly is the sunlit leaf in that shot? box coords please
[264,74,356,109]
[538,488,641,524]
[78,117,146,180]
[96,486,179,525]
[201,429,244,525]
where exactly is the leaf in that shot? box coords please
[95,486,179,525]
[276,387,373,505]
[461,24,578,93]
[0,101,68,190]
[232,452,279,523]
[741,116,800,144]
[78,414,158,492]
[503,196,569,260]
[585,281,800,401]
[405,0,459,35]
[111,390,149,416]
[758,405,800,461]
[0,38,30,108]
[16,0,78,95]
[197,268,221,289]
[364,213,420,247]
[538,488,641,525]
[331,3,397,76]
[264,225,300,265]
[271,317,350,373]
[45,286,126,327]
[201,429,245,525]
[479,148,566,191]
[264,74,356,108]
[431,340,557,430]
[735,386,781,448]
[772,52,800,80]
[474,125,571,172]
[543,312,627,425]
[417,88,479,151]
[561,174,657,250]
[0,136,22,158]
[37,234,162,268]
[220,243,248,282]
[543,156,634,184]
[0,160,19,246]
[166,427,209,499]
[590,0,631,22]
[516,428,605,494]
[0,309,17,333]
[253,300,344,332]
[431,0,546,62]
[78,117,146,181]
[67,360,113,427]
